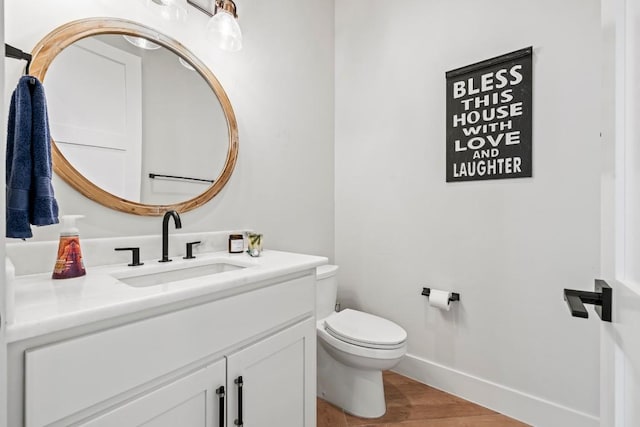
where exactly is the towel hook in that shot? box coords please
[5,43,32,75]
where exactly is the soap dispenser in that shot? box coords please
[52,215,86,279]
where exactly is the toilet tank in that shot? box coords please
[316,264,339,319]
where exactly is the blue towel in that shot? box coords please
[6,76,59,238]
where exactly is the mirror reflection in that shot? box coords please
[45,34,229,205]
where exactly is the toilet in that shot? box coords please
[316,265,408,418]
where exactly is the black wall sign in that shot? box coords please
[446,47,532,182]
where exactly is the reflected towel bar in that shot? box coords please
[148,173,214,183]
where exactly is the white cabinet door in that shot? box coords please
[226,318,316,427]
[80,359,226,427]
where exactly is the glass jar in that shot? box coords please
[228,234,244,253]
[247,233,263,257]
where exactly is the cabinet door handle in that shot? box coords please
[234,376,244,426]
[216,386,225,427]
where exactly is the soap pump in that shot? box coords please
[52,215,86,279]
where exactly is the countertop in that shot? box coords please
[6,250,327,343]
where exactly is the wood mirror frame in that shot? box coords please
[29,18,239,215]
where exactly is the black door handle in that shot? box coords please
[234,376,243,426]
[216,386,225,427]
[564,279,612,322]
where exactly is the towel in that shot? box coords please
[6,76,59,238]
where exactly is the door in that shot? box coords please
[600,0,640,425]
[226,318,316,427]
[45,37,143,201]
[1,3,8,426]
[79,360,226,427]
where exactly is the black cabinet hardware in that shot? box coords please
[564,279,612,322]
[216,386,225,427]
[114,247,144,266]
[234,376,243,426]
[184,241,202,259]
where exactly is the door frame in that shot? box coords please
[600,0,640,425]
[1,0,9,425]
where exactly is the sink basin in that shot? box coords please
[115,260,248,287]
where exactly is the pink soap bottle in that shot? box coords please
[52,215,86,279]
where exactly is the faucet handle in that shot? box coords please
[184,241,202,259]
[115,247,144,266]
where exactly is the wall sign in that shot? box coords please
[446,47,532,182]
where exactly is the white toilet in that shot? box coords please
[316,265,408,418]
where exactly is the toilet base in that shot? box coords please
[317,343,386,418]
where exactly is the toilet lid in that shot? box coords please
[324,309,407,350]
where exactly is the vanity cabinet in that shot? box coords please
[18,273,317,427]
[81,359,227,427]
[74,320,314,427]
[226,320,313,427]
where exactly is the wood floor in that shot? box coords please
[317,371,530,427]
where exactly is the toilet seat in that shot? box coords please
[323,309,407,350]
[317,324,407,362]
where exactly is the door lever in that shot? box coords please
[563,279,612,322]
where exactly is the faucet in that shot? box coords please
[160,210,182,262]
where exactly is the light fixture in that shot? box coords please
[145,0,189,21]
[178,57,196,71]
[140,0,243,52]
[122,34,195,70]
[205,0,242,52]
[186,0,242,52]
[123,35,162,50]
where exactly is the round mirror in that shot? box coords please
[29,18,239,215]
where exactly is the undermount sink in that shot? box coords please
[114,259,249,287]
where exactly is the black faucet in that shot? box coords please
[159,210,182,262]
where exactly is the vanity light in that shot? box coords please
[123,35,162,50]
[146,0,189,22]
[205,0,243,52]
[178,57,196,71]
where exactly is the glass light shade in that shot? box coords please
[146,0,188,22]
[123,35,162,50]
[178,57,195,71]
[206,10,243,52]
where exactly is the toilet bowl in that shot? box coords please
[316,265,407,418]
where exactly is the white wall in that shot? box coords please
[4,0,335,259]
[335,1,601,426]
[140,43,228,204]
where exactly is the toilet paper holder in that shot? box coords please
[421,287,460,302]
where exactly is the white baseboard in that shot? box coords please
[393,353,599,427]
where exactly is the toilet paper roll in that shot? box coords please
[429,289,452,311]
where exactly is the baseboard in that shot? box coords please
[393,353,599,427]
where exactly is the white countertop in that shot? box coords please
[7,250,327,343]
